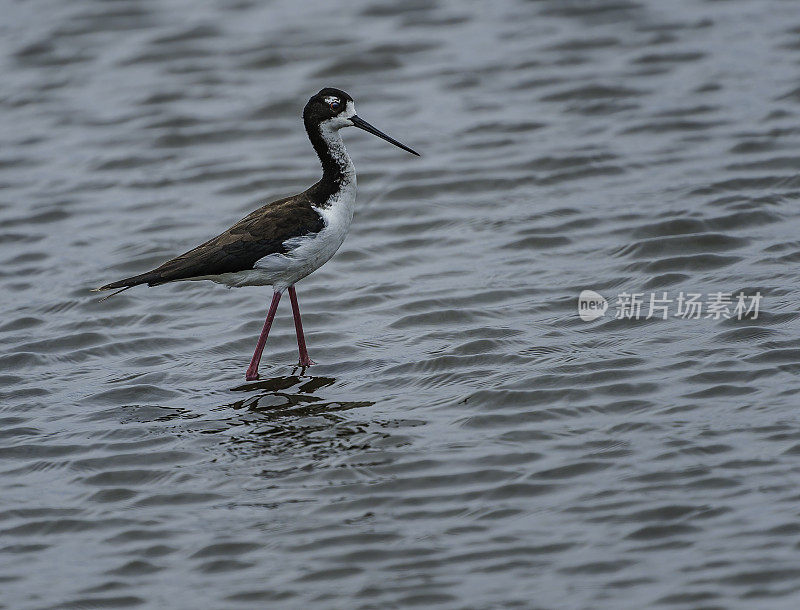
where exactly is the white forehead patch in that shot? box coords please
[323,96,355,118]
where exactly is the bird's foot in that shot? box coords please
[298,357,316,367]
[245,368,260,381]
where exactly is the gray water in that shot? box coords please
[2,0,800,608]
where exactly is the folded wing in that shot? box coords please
[96,193,324,291]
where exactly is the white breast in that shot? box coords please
[254,176,357,291]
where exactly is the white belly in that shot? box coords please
[211,177,357,291]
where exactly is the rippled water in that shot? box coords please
[3,0,800,607]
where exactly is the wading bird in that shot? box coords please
[95,88,419,380]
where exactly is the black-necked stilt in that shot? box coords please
[94,88,419,380]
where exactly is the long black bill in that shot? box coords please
[350,115,420,156]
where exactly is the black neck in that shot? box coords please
[304,119,352,188]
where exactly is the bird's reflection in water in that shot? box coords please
[215,373,375,457]
[228,374,372,419]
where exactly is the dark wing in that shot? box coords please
[96,192,324,291]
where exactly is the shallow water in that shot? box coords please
[2,0,800,607]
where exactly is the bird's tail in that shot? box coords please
[91,271,158,300]
[92,285,133,301]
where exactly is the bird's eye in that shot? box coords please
[330,100,341,111]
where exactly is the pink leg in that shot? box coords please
[245,291,282,381]
[288,285,315,367]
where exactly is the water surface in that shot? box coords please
[2,0,800,607]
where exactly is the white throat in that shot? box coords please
[318,126,355,180]
[319,100,357,180]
